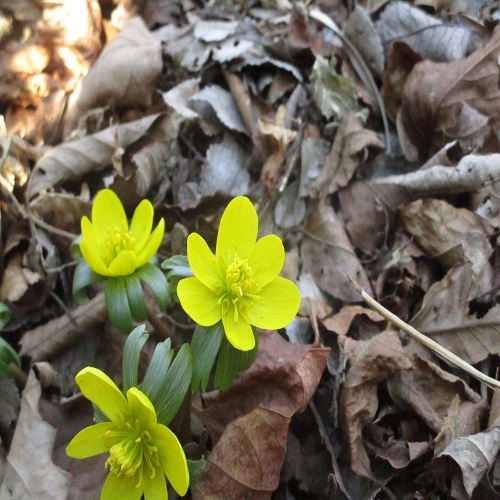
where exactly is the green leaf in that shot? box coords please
[0,336,20,379]
[70,235,83,261]
[136,263,169,311]
[125,274,147,322]
[154,343,192,426]
[187,457,206,488]
[141,339,173,402]
[105,277,133,333]
[93,402,111,423]
[122,324,148,393]
[72,260,104,304]
[0,302,11,329]
[161,255,194,302]
[191,322,224,392]
[214,331,258,391]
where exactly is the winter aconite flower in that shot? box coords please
[66,367,189,500]
[177,196,300,351]
[80,189,164,277]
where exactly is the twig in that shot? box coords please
[349,277,500,392]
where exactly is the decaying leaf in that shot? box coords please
[410,263,500,365]
[196,331,329,496]
[340,330,412,478]
[0,370,70,498]
[309,112,384,198]
[64,16,162,135]
[396,28,500,160]
[28,113,164,198]
[301,200,373,301]
[321,305,385,336]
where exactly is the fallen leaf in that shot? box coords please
[191,84,248,135]
[321,305,385,336]
[410,263,500,364]
[309,112,385,198]
[436,427,500,497]
[340,330,412,478]
[64,16,162,135]
[195,331,329,497]
[28,113,163,198]
[376,2,477,61]
[0,370,71,499]
[193,408,289,499]
[396,28,500,160]
[301,200,373,301]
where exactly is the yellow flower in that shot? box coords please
[80,189,165,277]
[67,367,189,500]
[177,196,300,351]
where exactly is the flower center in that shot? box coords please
[101,221,136,266]
[214,258,261,320]
[104,422,160,488]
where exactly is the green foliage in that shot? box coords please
[161,255,194,302]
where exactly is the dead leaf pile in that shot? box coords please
[0,0,500,498]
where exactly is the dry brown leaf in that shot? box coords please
[201,331,330,443]
[309,112,385,198]
[301,200,373,301]
[64,16,162,135]
[28,113,163,198]
[435,427,500,497]
[399,198,493,277]
[19,293,107,361]
[396,28,500,160]
[339,181,412,256]
[193,408,289,499]
[387,355,484,435]
[196,331,329,497]
[0,370,71,498]
[340,330,412,478]
[410,263,500,365]
[321,305,385,336]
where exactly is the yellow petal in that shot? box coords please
[248,277,300,330]
[136,218,165,267]
[216,197,257,262]
[66,422,117,458]
[249,234,284,287]
[108,250,138,276]
[222,306,255,351]
[177,277,221,326]
[101,471,143,500]
[80,240,111,276]
[130,200,154,252]
[151,424,189,496]
[126,387,157,430]
[92,189,127,235]
[187,233,223,289]
[142,468,167,500]
[81,216,100,248]
[75,367,129,423]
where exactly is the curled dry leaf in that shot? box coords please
[340,330,412,478]
[376,1,477,62]
[410,263,500,365]
[0,370,70,499]
[399,198,492,274]
[28,113,163,198]
[309,112,385,198]
[301,200,373,301]
[435,427,500,497]
[396,28,500,160]
[321,305,385,336]
[196,331,329,497]
[64,16,162,135]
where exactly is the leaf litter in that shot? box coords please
[1,0,500,498]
